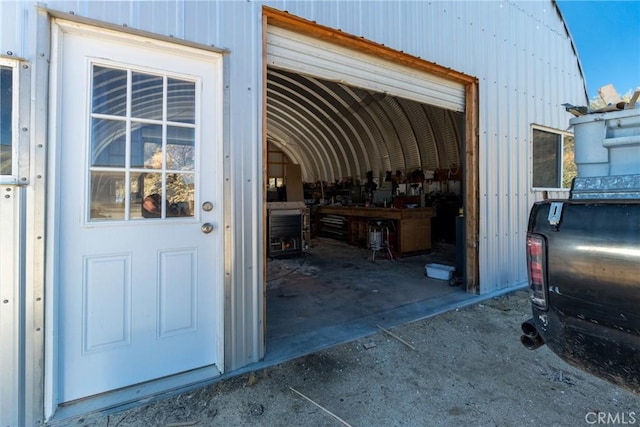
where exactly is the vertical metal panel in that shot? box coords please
[0,1,23,56]
[0,6,37,425]
[215,1,264,374]
[0,186,23,427]
[27,8,52,424]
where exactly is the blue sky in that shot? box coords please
[556,0,640,101]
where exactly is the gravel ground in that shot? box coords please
[50,290,640,427]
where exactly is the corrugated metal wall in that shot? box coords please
[0,4,252,387]
[0,1,586,421]
[0,186,22,427]
[261,0,586,291]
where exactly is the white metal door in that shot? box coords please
[55,24,223,403]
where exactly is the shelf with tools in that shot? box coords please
[317,213,348,240]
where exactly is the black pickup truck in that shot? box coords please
[521,107,640,394]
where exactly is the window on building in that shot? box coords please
[267,146,290,188]
[532,127,576,189]
[89,64,197,221]
[0,60,16,178]
[266,144,291,202]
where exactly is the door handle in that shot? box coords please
[201,223,214,234]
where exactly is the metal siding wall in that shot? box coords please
[0,1,24,57]
[32,2,584,301]
[3,0,586,387]
[217,1,264,372]
[0,186,22,427]
[5,0,265,378]
[108,0,258,372]
[0,5,35,425]
[2,3,588,406]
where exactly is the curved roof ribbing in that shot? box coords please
[266,67,464,183]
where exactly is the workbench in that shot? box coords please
[315,206,435,256]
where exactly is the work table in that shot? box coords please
[315,205,435,256]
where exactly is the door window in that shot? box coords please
[89,64,198,221]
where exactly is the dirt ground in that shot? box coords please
[50,290,639,427]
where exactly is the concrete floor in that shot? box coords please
[47,237,522,426]
[264,237,477,365]
[45,235,510,426]
[50,289,640,427]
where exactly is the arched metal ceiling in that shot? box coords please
[266,67,464,183]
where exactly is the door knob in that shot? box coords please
[201,223,214,234]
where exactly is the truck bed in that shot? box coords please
[527,200,640,393]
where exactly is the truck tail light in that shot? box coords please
[526,234,548,309]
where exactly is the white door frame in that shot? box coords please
[45,17,226,420]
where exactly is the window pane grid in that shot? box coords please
[89,64,197,222]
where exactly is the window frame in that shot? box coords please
[85,60,200,223]
[531,124,575,191]
[0,57,29,184]
[0,57,20,184]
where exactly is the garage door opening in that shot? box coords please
[262,10,479,363]
[264,67,476,359]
